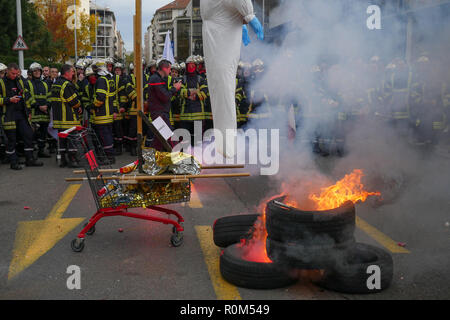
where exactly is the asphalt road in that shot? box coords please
[0,149,449,300]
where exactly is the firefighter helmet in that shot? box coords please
[172,63,181,71]
[29,62,43,71]
[0,63,7,72]
[129,63,134,71]
[114,62,124,69]
[179,62,186,70]
[252,58,264,73]
[186,56,197,64]
[149,60,157,68]
[85,67,95,77]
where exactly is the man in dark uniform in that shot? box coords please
[0,63,43,169]
[28,62,51,158]
[92,63,117,164]
[51,64,82,168]
[147,59,181,151]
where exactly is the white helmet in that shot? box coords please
[29,62,43,71]
[186,56,197,64]
[0,63,7,72]
[252,58,264,73]
[105,57,114,65]
[172,63,181,71]
[75,59,84,69]
[149,60,157,68]
[114,62,124,69]
[179,62,186,70]
[129,63,134,71]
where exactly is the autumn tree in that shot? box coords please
[33,0,98,62]
[0,0,58,62]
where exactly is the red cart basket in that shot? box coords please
[59,126,188,252]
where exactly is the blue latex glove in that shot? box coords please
[242,25,251,46]
[249,17,264,41]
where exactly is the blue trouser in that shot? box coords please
[94,123,115,158]
[5,117,34,164]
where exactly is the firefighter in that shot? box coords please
[179,55,209,145]
[410,55,446,146]
[27,62,51,158]
[381,58,413,137]
[169,63,182,129]
[123,62,149,156]
[92,62,117,164]
[0,63,43,169]
[51,64,82,168]
[80,66,96,128]
[247,59,270,125]
[113,62,127,155]
[235,65,249,127]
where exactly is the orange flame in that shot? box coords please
[309,169,380,210]
[238,169,380,263]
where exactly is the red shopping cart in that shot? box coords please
[59,126,188,252]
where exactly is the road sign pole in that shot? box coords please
[16,0,24,70]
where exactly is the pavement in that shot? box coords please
[0,149,449,300]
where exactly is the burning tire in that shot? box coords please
[219,243,298,290]
[213,214,260,248]
[266,197,356,245]
[266,237,352,269]
[316,243,393,294]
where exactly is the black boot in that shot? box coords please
[38,148,51,158]
[67,153,81,168]
[114,142,123,156]
[10,162,23,170]
[59,153,68,168]
[130,141,137,156]
[26,158,44,167]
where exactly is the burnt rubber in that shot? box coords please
[316,243,394,294]
[219,243,298,290]
[213,214,260,248]
[266,237,355,269]
[266,197,355,244]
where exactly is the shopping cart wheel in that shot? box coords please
[170,232,184,247]
[71,238,85,252]
[84,223,96,236]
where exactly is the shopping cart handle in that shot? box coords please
[58,126,84,138]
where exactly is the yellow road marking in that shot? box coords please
[47,184,82,219]
[356,216,410,253]
[195,226,242,300]
[8,184,84,281]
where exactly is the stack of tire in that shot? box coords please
[213,196,393,293]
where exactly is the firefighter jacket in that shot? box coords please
[383,68,413,120]
[0,76,33,130]
[50,77,82,130]
[124,73,149,116]
[27,78,50,123]
[179,73,208,121]
[114,74,127,120]
[92,75,117,125]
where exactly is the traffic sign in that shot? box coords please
[12,35,28,51]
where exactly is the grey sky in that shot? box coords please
[93,0,169,53]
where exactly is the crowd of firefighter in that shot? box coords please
[1,52,449,170]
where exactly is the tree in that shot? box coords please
[33,0,98,62]
[0,0,58,63]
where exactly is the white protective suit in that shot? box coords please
[201,0,255,158]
